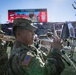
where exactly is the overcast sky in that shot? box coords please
[0,0,76,23]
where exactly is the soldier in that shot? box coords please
[39,34,51,53]
[47,31,54,42]
[28,12,37,22]
[7,18,65,75]
[47,31,56,50]
[38,35,52,61]
[0,30,8,75]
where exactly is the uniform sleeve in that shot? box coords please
[20,51,47,75]
[9,51,26,75]
[45,48,65,75]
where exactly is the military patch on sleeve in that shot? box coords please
[22,52,32,66]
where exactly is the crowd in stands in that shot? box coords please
[35,22,64,36]
[1,21,76,37]
[1,23,13,36]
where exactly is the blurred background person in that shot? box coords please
[28,12,38,22]
[0,30,8,75]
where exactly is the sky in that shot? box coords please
[0,0,76,23]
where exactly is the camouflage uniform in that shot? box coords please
[60,50,76,75]
[8,42,65,75]
[7,18,65,75]
[0,30,8,75]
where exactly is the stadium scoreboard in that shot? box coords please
[8,9,47,23]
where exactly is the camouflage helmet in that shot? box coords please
[47,29,52,32]
[39,35,48,41]
[39,35,47,39]
[47,32,53,37]
[13,18,37,31]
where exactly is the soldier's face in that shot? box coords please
[21,29,34,45]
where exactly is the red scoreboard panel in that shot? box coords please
[8,9,47,23]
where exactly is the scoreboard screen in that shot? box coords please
[8,9,47,23]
